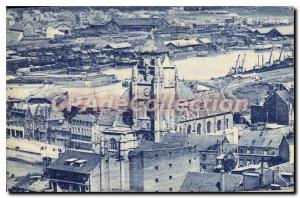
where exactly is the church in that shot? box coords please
[97,31,234,158]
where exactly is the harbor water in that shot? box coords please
[7,49,292,99]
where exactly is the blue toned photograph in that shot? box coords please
[6,6,294,193]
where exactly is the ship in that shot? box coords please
[196,51,210,57]
[253,44,273,52]
[243,44,294,74]
[227,53,246,76]
[7,69,119,88]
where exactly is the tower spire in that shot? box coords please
[138,28,168,55]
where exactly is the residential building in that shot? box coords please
[46,151,102,192]
[128,141,200,192]
[251,83,294,127]
[237,130,290,168]
[69,114,97,151]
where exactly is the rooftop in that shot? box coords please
[104,42,132,49]
[161,133,228,151]
[138,30,168,54]
[198,37,213,44]
[129,140,189,156]
[47,150,101,174]
[72,114,97,123]
[97,110,117,126]
[252,25,294,36]
[113,17,167,27]
[28,87,67,104]
[177,82,196,101]
[180,172,243,192]
[238,130,286,149]
[164,39,200,47]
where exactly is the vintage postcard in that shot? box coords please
[6,6,294,192]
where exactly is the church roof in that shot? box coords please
[177,82,195,101]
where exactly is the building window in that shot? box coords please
[217,120,222,131]
[155,166,159,170]
[169,163,172,168]
[197,123,201,135]
[154,154,158,159]
[239,160,244,167]
[155,178,159,183]
[168,151,172,156]
[187,125,192,134]
[226,118,229,129]
[169,175,173,180]
[207,121,211,133]
[169,187,173,192]
[202,153,207,160]
[110,138,117,150]
[202,165,206,172]
[247,160,251,166]
[188,159,192,164]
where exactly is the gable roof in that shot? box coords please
[198,37,213,44]
[55,23,72,29]
[138,31,168,54]
[276,90,290,105]
[72,114,96,123]
[189,135,228,150]
[104,42,132,49]
[161,133,228,151]
[7,30,24,45]
[113,17,168,27]
[129,140,189,156]
[270,162,294,174]
[47,150,101,174]
[176,93,232,122]
[180,172,243,192]
[12,174,50,192]
[164,39,200,48]
[177,82,195,101]
[251,25,294,36]
[28,87,67,104]
[97,110,117,126]
[238,130,285,149]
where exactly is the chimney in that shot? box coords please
[220,170,225,192]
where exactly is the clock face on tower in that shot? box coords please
[143,88,151,97]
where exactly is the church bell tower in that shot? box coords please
[131,30,177,142]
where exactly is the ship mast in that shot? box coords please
[268,44,274,64]
[235,54,240,74]
[278,44,283,61]
[240,53,246,73]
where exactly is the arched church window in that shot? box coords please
[110,138,117,150]
[187,125,192,134]
[197,123,201,135]
[217,120,222,131]
[207,121,211,133]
